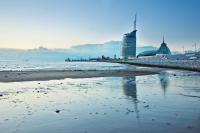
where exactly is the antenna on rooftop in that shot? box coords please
[182,46,185,53]
[163,35,165,43]
[134,13,137,31]
[193,43,197,53]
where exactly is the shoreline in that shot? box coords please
[103,59,200,72]
[64,60,200,72]
[0,69,161,82]
[118,61,200,72]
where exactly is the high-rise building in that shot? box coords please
[121,15,137,59]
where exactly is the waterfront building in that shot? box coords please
[137,36,171,57]
[121,15,137,59]
[157,36,171,55]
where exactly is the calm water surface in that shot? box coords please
[0,61,136,71]
[0,70,200,133]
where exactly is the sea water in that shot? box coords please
[0,61,136,71]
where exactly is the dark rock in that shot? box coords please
[55,110,60,113]
[166,122,171,125]
[187,126,193,129]
[126,108,134,112]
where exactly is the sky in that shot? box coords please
[0,0,199,51]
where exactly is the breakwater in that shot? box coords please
[116,58,200,72]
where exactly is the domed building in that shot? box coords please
[137,36,171,57]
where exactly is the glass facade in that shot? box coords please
[121,30,137,58]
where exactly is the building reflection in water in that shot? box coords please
[122,76,139,119]
[158,72,170,95]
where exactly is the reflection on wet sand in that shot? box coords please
[1,70,200,133]
[122,76,139,119]
[158,72,170,95]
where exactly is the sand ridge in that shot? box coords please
[0,69,161,82]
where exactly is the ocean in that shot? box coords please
[0,61,137,71]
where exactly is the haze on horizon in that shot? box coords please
[0,0,199,51]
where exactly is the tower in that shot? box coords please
[121,14,137,59]
[163,35,165,43]
[134,14,137,31]
[157,36,171,55]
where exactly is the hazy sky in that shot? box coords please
[0,0,199,50]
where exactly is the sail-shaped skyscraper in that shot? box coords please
[121,15,137,59]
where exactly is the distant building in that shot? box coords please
[121,15,137,59]
[137,36,171,57]
[157,37,171,55]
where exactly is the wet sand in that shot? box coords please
[0,68,161,82]
[0,70,200,133]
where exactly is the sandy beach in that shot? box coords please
[0,68,161,82]
[1,70,200,133]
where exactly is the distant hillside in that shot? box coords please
[0,41,158,61]
[70,41,158,58]
[70,41,121,58]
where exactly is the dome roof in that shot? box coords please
[137,50,158,57]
